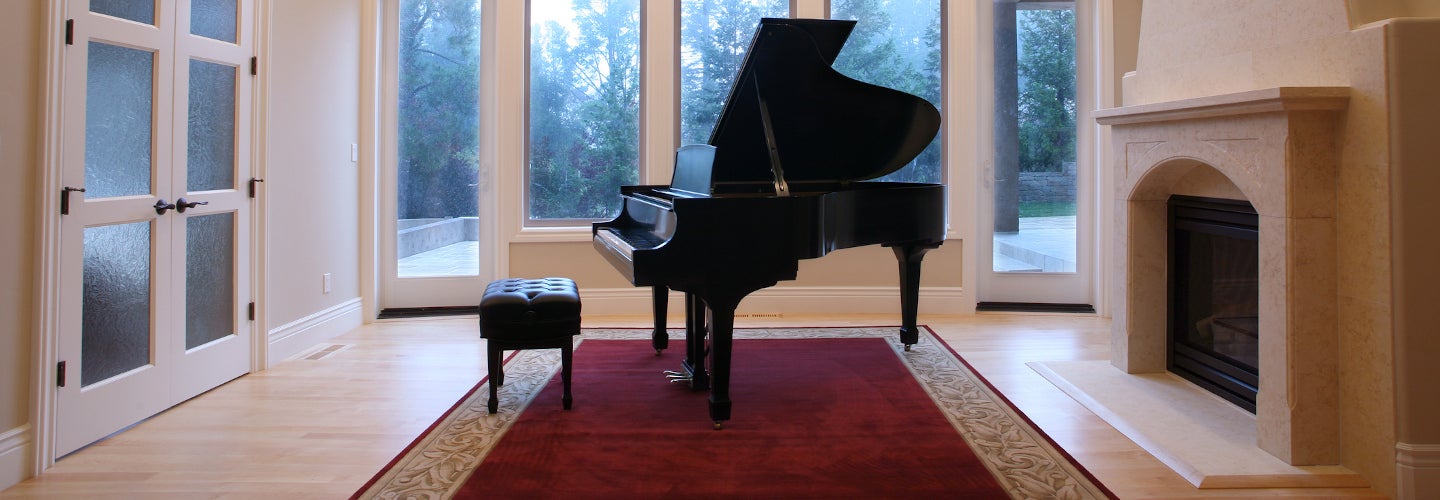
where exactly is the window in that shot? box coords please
[830,0,942,183]
[679,0,789,145]
[528,0,641,222]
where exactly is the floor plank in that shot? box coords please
[1,313,1386,498]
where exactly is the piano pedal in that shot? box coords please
[664,370,692,384]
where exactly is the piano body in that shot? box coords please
[592,18,944,428]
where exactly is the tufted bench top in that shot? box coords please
[479,277,581,340]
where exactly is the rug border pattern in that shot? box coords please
[356,327,1110,499]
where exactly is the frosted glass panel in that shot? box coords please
[91,0,156,25]
[86,42,154,199]
[82,221,152,386]
[188,60,237,192]
[186,213,234,349]
[191,0,238,43]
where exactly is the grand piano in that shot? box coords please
[592,18,945,429]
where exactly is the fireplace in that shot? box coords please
[1168,195,1259,412]
[1095,87,1348,465]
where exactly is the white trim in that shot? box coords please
[265,298,364,366]
[251,0,273,372]
[0,425,34,492]
[31,0,70,474]
[581,286,965,317]
[358,0,382,321]
[1398,442,1440,499]
[946,1,980,315]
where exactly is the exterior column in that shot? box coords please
[993,0,1020,233]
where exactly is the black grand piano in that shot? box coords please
[592,18,945,429]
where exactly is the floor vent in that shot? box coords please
[302,344,351,361]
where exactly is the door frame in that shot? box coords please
[30,0,268,470]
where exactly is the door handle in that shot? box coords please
[176,197,209,213]
[154,199,176,215]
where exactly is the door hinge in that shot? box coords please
[64,19,73,45]
[57,361,66,387]
[250,56,257,76]
[248,301,256,321]
[248,178,264,198]
[61,186,85,215]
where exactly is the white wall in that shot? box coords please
[262,0,364,360]
[0,0,41,491]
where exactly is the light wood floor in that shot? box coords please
[1,313,1386,499]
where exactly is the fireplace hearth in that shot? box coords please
[1168,196,1259,412]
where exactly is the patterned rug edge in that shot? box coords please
[353,326,1114,499]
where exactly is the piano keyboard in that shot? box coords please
[595,228,667,260]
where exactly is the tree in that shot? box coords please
[1016,9,1075,173]
[528,0,641,219]
[397,0,481,220]
[680,0,787,145]
[831,0,942,184]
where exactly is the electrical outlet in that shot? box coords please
[323,273,333,294]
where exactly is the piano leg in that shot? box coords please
[681,292,710,390]
[650,285,668,354]
[889,242,941,350]
[704,299,736,430]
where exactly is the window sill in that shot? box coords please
[511,225,595,244]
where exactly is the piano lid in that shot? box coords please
[706,18,941,188]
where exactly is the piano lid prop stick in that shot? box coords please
[754,75,791,197]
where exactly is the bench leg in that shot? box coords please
[561,341,574,410]
[487,344,502,414]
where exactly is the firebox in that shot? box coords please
[1168,195,1259,412]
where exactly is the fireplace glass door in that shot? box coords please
[1168,196,1259,412]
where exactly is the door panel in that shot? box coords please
[80,221,154,386]
[184,212,234,348]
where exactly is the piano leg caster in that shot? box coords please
[904,344,913,352]
[713,421,724,430]
[655,349,663,356]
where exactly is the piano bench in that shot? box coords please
[479,277,582,414]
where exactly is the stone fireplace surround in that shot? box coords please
[1094,87,1349,465]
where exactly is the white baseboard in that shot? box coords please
[0,425,33,492]
[1398,442,1440,499]
[579,286,966,317]
[266,297,364,367]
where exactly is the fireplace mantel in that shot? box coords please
[1094,87,1349,126]
[1096,87,1350,466]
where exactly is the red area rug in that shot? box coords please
[354,327,1113,499]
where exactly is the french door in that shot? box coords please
[378,0,488,310]
[977,0,1095,307]
[56,0,253,456]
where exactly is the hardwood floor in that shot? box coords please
[1,313,1386,499]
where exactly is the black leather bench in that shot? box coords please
[479,277,581,413]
